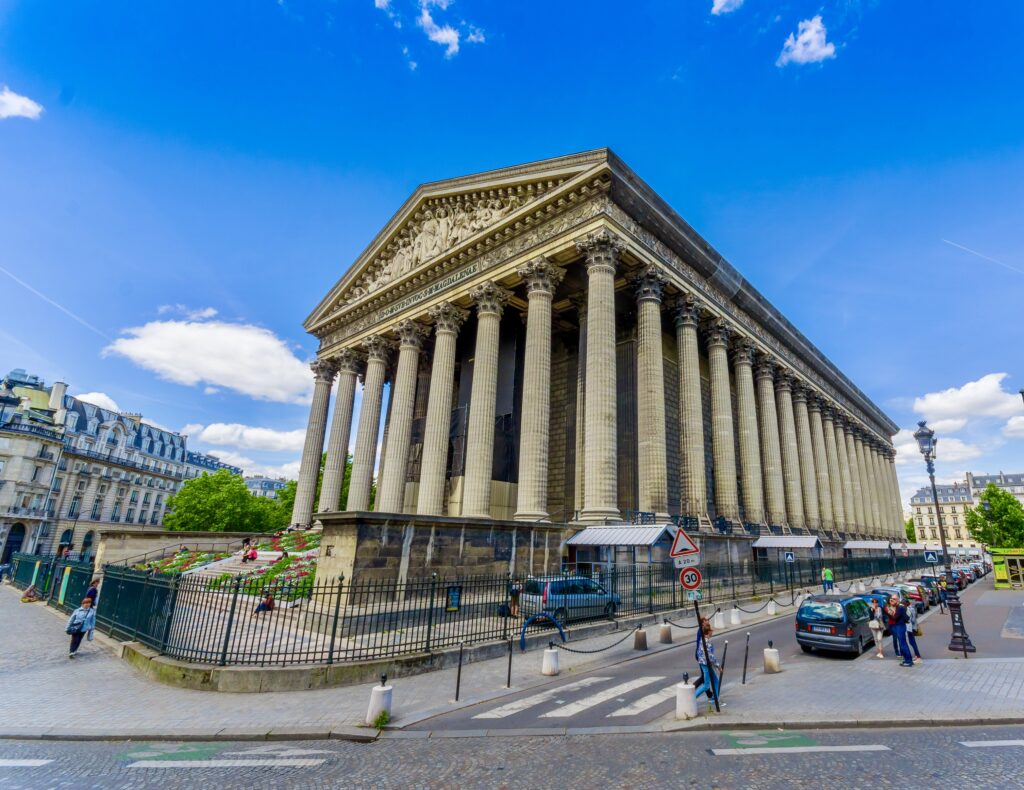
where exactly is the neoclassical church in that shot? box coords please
[291,150,903,541]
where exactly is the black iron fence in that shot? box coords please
[82,553,932,668]
[8,552,95,614]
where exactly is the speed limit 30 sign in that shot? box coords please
[679,567,702,591]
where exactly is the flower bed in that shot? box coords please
[209,550,320,600]
[256,530,321,555]
[136,550,230,575]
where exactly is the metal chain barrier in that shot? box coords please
[663,615,699,629]
[550,627,640,654]
[733,598,774,615]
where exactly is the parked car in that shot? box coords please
[872,586,912,608]
[520,576,621,623]
[894,582,929,612]
[795,594,875,655]
[909,576,941,605]
[856,593,891,633]
[946,570,968,590]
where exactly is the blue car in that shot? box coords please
[796,594,875,656]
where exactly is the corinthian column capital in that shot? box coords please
[517,257,566,295]
[428,301,468,335]
[731,338,757,366]
[575,228,623,274]
[310,357,339,382]
[672,294,703,328]
[469,280,511,317]
[362,334,393,364]
[705,319,732,349]
[754,353,777,381]
[633,265,667,304]
[394,318,428,349]
[334,347,363,375]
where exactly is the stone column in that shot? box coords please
[821,408,847,530]
[854,434,878,534]
[842,421,866,531]
[707,320,739,524]
[376,320,427,514]
[417,302,467,516]
[347,336,391,512]
[732,340,764,525]
[887,452,903,537]
[463,281,510,518]
[577,230,621,523]
[755,357,787,527]
[870,445,890,535]
[515,259,565,521]
[319,349,362,512]
[674,296,707,519]
[776,373,805,529]
[808,397,834,531]
[572,295,587,516]
[792,385,820,531]
[634,266,669,520]
[290,357,338,527]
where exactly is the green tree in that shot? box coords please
[165,469,278,533]
[904,516,916,543]
[965,483,1024,548]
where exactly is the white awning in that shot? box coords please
[890,542,928,551]
[752,536,822,549]
[843,540,891,550]
[566,525,676,547]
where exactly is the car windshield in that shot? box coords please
[799,601,844,621]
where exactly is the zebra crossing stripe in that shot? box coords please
[540,677,666,718]
[473,677,612,719]
[0,760,53,767]
[607,684,678,717]
[711,745,890,756]
[127,759,326,768]
[960,740,1024,748]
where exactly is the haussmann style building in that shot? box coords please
[289,150,905,580]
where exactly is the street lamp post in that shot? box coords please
[913,420,975,654]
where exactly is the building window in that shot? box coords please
[129,491,138,504]
[68,497,80,518]
[139,510,148,523]
[112,503,121,521]
[126,508,135,522]
[929,517,935,525]
[91,499,101,520]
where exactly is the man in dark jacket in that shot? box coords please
[886,596,914,667]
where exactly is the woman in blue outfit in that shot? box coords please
[65,597,96,659]
[693,617,721,703]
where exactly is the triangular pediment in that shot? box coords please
[305,149,612,332]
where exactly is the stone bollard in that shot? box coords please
[712,610,726,630]
[857,581,866,593]
[730,607,742,626]
[763,641,781,674]
[675,678,698,720]
[767,600,777,616]
[366,681,393,727]
[542,647,560,676]
[659,622,673,644]
[634,627,648,651]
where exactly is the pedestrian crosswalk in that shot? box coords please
[472,677,611,719]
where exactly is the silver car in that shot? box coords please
[521,576,621,623]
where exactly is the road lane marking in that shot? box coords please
[607,685,677,717]
[540,677,665,718]
[960,740,1024,748]
[127,759,326,768]
[0,760,53,767]
[712,745,890,756]
[473,677,611,719]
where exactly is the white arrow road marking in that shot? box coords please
[0,760,53,767]
[712,745,890,756]
[960,740,1024,748]
[540,677,665,718]
[607,684,678,717]
[128,759,326,768]
[223,747,335,757]
[472,677,611,719]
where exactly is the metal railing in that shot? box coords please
[63,443,185,480]
[89,554,934,668]
[0,422,62,441]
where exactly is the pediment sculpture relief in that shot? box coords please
[342,180,564,305]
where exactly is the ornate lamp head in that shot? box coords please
[912,420,936,459]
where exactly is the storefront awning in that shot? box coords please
[891,542,928,551]
[566,525,675,547]
[843,540,891,550]
[752,536,822,549]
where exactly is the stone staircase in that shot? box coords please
[186,551,280,581]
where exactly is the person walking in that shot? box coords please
[868,598,886,659]
[821,567,834,594]
[886,596,914,667]
[85,577,101,604]
[65,597,96,659]
[906,603,923,664]
[693,617,722,705]
[508,577,523,619]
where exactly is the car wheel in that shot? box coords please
[603,602,617,619]
[800,644,813,653]
[553,607,568,624]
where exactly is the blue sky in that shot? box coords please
[1,0,1022,505]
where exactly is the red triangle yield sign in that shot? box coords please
[669,528,700,557]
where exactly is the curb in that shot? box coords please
[0,726,380,743]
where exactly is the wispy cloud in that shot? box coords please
[711,0,744,16]
[942,239,1024,277]
[0,264,109,339]
[0,86,44,120]
[418,4,460,57]
[158,304,219,320]
[777,16,836,67]
[374,0,485,61]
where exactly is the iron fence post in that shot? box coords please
[132,572,151,642]
[327,576,343,665]
[219,577,242,667]
[159,573,180,653]
[425,573,438,653]
[647,565,654,614]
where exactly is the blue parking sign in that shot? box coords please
[784,551,795,563]
[924,550,938,563]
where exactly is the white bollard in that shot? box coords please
[675,681,698,720]
[857,581,866,593]
[659,622,673,644]
[763,646,781,674]
[712,611,725,630]
[767,600,777,616]
[730,607,742,626]
[366,684,393,727]
[541,647,560,676]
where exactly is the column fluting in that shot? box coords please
[808,397,834,530]
[291,357,338,526]
[347,336,391,511]
[572,295,587,516]
[854,434,878,535]
[675,296,707,520]
[635,266,669,519]
[707,320,739,524]
[755,357,787,527]
[776,373,805,530]
[821,408,847,530]
[319,349,362,512]
[733,340,764,525]
[792,385,820,531]
[842,421,866,531]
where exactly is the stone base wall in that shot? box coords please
[93,529,267,570]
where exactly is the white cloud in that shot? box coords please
[185,422,307,453]
[776,16,836,67]
[893,426,983,467]
[418,6,460,57]
[209,449,300,480]
[0,86,44,120]
[892,428,918,466]
[711,0,744,15]
[1005,416,1024,439]
[466,26,485,44]
[914,373,1021,425]
[157,304,218,320]
[929,418,967,434]
[104,319,314,404]
[75,391,121,413]
[374,0,390,7]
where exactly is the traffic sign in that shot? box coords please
[784,551,795,564]
[669,527,700,558]
[924,550,939,563]
[685,590,703,601]
[679,567,703,591]
[673,554,700,569]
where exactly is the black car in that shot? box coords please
[796,594,875,655]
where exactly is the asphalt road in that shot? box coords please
[2,725,1023,788]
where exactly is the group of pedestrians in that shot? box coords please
[867,595,923,667]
